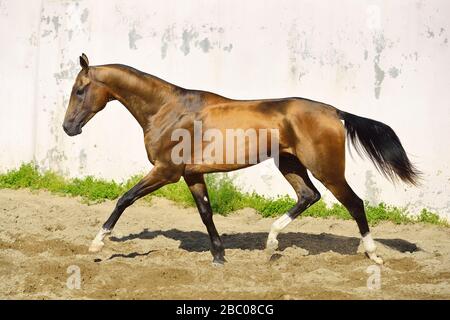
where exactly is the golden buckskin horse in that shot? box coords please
[63,54,420,265]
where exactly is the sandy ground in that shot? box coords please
[0,189,449,300]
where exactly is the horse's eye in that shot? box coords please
[76,87,84,96]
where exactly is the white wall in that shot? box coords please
[0,0,449,219]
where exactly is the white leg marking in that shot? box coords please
[362,233,376,253]
[203,196,208,202]
[362,233,384,265]
[266,214,293,251]
[89,228,111,253]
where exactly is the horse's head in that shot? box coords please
[63,54,111,136]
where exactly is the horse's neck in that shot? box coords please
[93,65,176,128]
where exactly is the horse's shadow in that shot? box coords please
[110,228,419,256]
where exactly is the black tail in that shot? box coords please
[338,110,421,185]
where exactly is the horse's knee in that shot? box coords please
[116,192,136,211]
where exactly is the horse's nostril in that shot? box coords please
[63,122,82,136]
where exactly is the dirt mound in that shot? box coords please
[0,189,449,299]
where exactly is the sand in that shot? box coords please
[0,189,449,299]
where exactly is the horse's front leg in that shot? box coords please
[89,165,181,253]
[184,173,226,266]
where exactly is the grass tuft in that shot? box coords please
[0,163,447,226]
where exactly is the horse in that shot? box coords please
[63,54,420,265]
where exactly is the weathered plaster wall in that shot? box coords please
[0,0,449,219]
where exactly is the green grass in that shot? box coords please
[0,163,447,226]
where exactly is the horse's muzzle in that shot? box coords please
[62,123,82,136]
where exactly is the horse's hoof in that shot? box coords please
[212,261,224,267]
[88,241,104,253]
[269,253,283,262]
[212,256,226,267]
[368,252,384,265]
[266,239,279,253]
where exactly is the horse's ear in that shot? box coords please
[80,53,89,70]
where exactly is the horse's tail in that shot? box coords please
[337,110,421,185]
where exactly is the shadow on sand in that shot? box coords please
[109,228,419,256]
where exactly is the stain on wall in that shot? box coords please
[161,24,175,59]
[365,170,381,205]
[0,0,7,16]
[388,66,400,78]
[79,149,87,172]
[223,43,233,52]
[51,16,61,37]
[54,60,79,85]
[372,33,386,99]
[160,24,233,59]
[180,28,198,55]
[80,8,89,23]
[287,22,356,85]
[198,37,211,53]
[128,27,143,50]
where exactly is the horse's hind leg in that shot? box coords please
[266,153,321,252]
[184,173,225,266]
[321,179,383,264]
[298,123,383,264]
